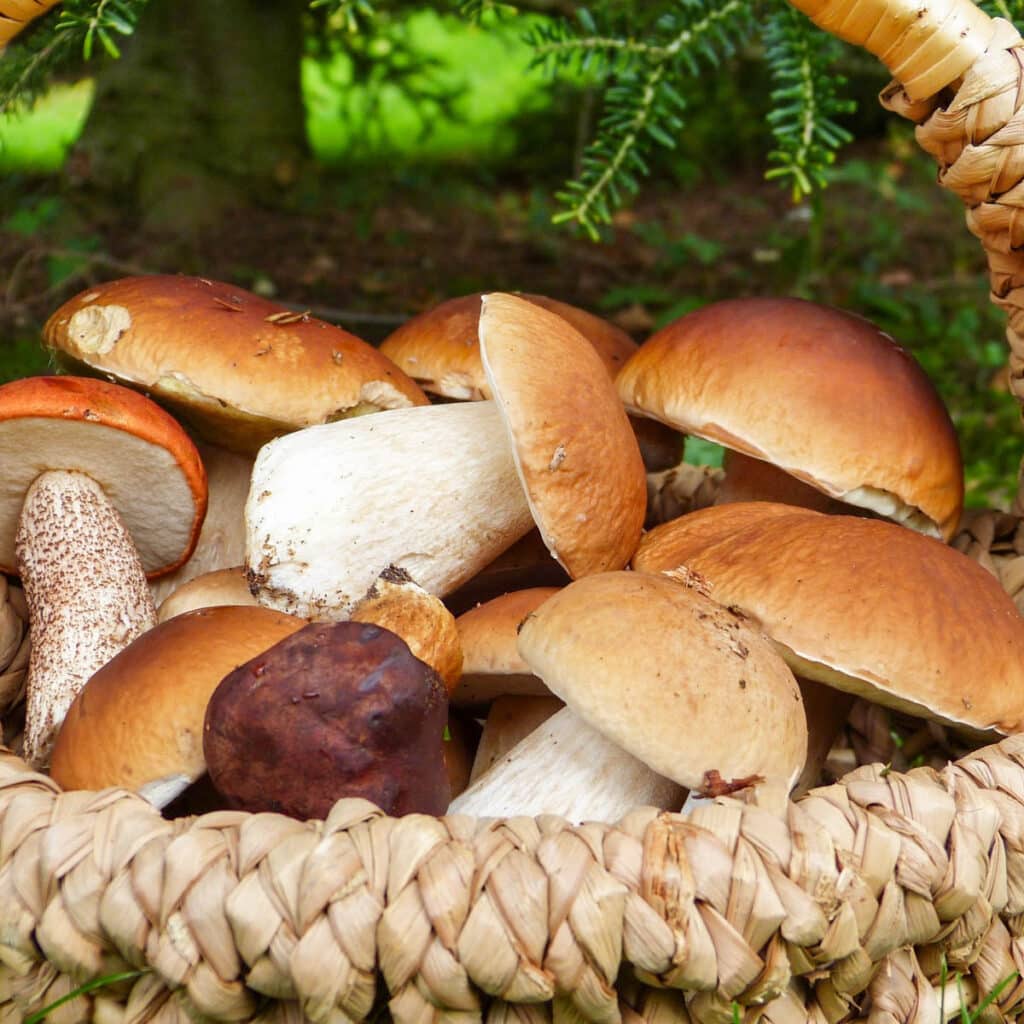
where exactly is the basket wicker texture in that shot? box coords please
[5,735,1024,1024]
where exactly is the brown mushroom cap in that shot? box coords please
[633,502,1024,736]
[43,275,430,454]
[480,293,647,577]
[516,570,808,795]
[49,605,306,802]
[0,375,207,576]
[379,292,638,400]
[616,297,965,540]
[203,620,450,819]
[453,587,558,705]
[350,566,463,694]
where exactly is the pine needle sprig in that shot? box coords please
[545,0,752,239]
[0,0,146,116]
[763,1,855,199]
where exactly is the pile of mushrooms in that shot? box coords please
[2,275,1020,833]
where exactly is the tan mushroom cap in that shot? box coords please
[480,293,647,578]
[616,297,964,540]
[0,375,207,576]
[43,275,429,454]
[517,571,807,794]
[157,565,256,622]
[50,604,306,803]
[633,502,1024,736]
[379,292,638,400]
[453,587,559,705]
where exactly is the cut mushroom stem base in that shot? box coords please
[448,705,685,823]
[17,469,157,767]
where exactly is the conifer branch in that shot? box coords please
[541,0,752,238]
[763,1,854,199]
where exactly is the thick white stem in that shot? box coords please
[17,470,156,768]
[148,442,253,608]
[449,706,685,824]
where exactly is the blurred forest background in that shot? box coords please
[1,0,1021,509]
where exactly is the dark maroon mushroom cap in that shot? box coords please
[203,620,451,819]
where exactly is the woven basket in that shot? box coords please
[7,0,1024,1022]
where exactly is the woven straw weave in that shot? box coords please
[7,0,1024,1021]
[7,736,1024,1023]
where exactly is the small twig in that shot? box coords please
[2,249,153,314]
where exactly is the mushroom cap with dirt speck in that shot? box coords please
[43,275,430,454]
[480,292,647,578]
[616,297,964,540]
[516,570,808,795]
[379,291,639,401]
[49,604,306,805]
[633,502,1024,737]
[0,375,207,577]
[350,566,463,694]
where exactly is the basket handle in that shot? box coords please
[788,0,999,101]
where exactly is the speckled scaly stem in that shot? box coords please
[16,470,156,768]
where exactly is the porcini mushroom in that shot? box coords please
[148,440,254,608]
[449,571,807,822]
[203,621,450,818]
[349,565,463,693]
[379,291,638,401]
[452,587,559,706]
[246,293,646,617]
[49,602,305,807]
[478,292,647,577]
[156,565,255,622]
[246,401,535,618]
[0,376,207,766]
[633,503,1024,738]
[379,291,682,470]
[43,275,430,454]
[617,297,964,540]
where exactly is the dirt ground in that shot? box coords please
[0,139,985,349]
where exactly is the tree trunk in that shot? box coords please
[71,0,309,234]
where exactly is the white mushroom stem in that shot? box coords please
[449,706,685,823]
[148,441,253,607]
[16,470,156,768]
[469,694,563,783]
[246,401,535,620]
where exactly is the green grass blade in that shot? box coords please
[25,970,149,1024]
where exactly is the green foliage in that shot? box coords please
[763,4,855,198]
[527,0,755,239]
[0,0,861,235]
[0,0,145,117]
